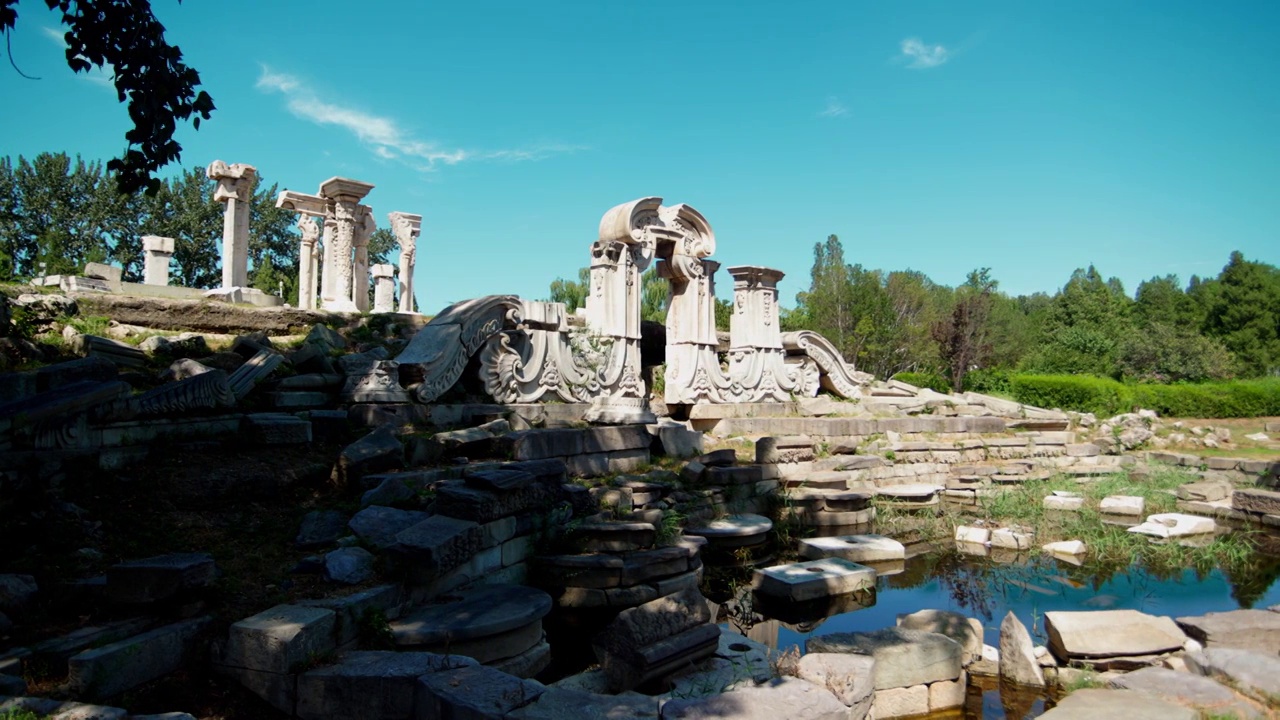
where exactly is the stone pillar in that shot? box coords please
[141,235,174,286]
[321,213,336,306]
[388,212,421,313]
[206,160,257,289]
[318,177,374,313]
[296,216,320,310]
[371,264,396,313]
[352,206,375,313]
[727,266,785,351]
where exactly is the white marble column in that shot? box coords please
[141,235,174,286]
[388,211,421,313]
[352,206,375,313]
[321,214,336,306]
[296,216,320,310]
[371,264,396,313]
[318,177,374,313]
[206,160,257,289]
[727,266,785,351]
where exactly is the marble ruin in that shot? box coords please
[403,196,870,415]
[388,211,421,313]
[371,263,396,313]
[141,235,174,286]
[206,160,257,290]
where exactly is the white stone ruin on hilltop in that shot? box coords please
[276,178,423,314]
[395,196,874,418]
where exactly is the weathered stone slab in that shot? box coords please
[897,609,981,665]
[806,627,962,690]
[1177,481,1232,502]
[1233,488,1280,515]
[224,604,336,674]
[294,651,476,720]
[394,515,481,576]
[1100,495,1145,516]
[298,585,401,646]
[331,427,403,486]
[67,616,209,699]
[435,477,563,523]
[1037,688,1197,720]
[662,676,849,720]
[593,587,715,692]
[228,348,284,399]
[1128,513,1216,538]
[1045,610,1186,661]
[104,553,217,605]
[417,664,545,718]
[391,584,551,646]
[800,534,904,563]
[795,652,874,715]
[1177,609,1280,653]
[754,558,875,603]
[347,506,429,550]
[1043,495,1084,511]
[1108,666,1263,719]
[506,687,659,719]
[1185,647,1280,704]
[685,514,772,540]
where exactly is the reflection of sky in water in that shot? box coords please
[772,554,1280,651]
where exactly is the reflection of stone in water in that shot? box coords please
[863,558,905,577]
[989,548,1029,565]
[752,587,876,625]
[744,617,779,650]
[999,678,1046,720]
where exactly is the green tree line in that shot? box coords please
[787,235,1280,388]
[0,152,398,306]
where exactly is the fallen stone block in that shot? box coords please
[1037,688,1197,720]
[662,676,849,720]
[104,553,217,605]
[1108,666,1263,719]
[294,650,476,720]
[416,664,545,719]
[1232,488,1280,515]
[1128,513,1216,539]
[754,558,875,603]
[347,506,429,550]
[67,616,210,700]
[331,426,404,486]
[1045,609,1186,664]
[806,627,963,690]
[795,652,874,716]
[1177,609,1280,654]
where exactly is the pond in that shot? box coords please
[708,546,1280,718]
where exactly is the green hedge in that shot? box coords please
[1007,374,1280,418]
[892,371,951,393]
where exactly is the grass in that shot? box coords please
[0,710,42,720]
[874,464,1266,576]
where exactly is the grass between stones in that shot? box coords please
[873,464,1266,577]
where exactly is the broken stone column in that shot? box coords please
[276,190,332,311]
[352,206,375,313]
[206,160,257,289]
[296,216,321,310]
[371,264,396,313]
[141,235,174,286]
[388,211,421,313]
[318,177,374,313]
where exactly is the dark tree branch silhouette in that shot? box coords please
[1,0,214,195]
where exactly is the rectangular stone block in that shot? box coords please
[295,651,475,720]
[67,617,209,700]
[298,585,401,647]
[395,515,482,576]
[1233,488,1280,516]
[225,605,336,674]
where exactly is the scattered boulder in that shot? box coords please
[323,547,375,585]
[0,575,38,613]
[999,611,1044,687]
[332,426,404,486]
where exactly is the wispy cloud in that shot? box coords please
[819,96,848,118]
[255,66,584,171]
[899,37,950,69]
[41,26,113,88]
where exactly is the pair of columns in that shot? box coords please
[276,178,422,313]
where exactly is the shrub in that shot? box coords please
[965,368,1013,395]
[1008,374,1280,418]
[892,371,951,393]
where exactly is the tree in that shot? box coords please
[1021,265,1133,376]
[932,268,996,392]
[547,267,590,313]
[1116,322,1235,383]
[2,0,215,194]
[546,265,670,322]
[1201,251,1280,377]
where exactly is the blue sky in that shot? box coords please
[2,0,1278,312]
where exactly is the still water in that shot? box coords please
[711,548,1280,718]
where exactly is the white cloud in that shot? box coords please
[899,37,950,69]
[256,66,582,171]
[41,26,114,88]
[819,96,848,118]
